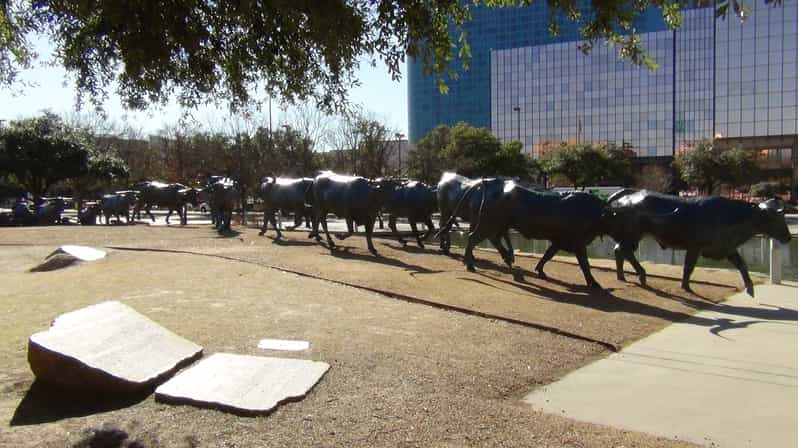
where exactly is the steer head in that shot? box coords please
[756,198,791,244]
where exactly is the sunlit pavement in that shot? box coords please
[524,282,798,448]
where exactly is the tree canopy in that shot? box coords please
[0,113,93,197]
[407,125,449,184]
[0,1,758,111]
[539,142,632,189]
[407,122,539,183]
[672,139,760,195]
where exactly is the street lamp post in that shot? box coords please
[394,132,405,175]
[512,106,521,145]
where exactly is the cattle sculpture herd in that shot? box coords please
[1,171,792,297]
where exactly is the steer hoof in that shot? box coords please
[536,270,548,280]
[466,265,476,273]
[746,284,755,297]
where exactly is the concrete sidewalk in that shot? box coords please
[524,282,798,447]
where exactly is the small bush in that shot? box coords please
[749,181,789,198]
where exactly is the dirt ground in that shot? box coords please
[0,224,754,447]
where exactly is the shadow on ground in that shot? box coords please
[10,381,150,426]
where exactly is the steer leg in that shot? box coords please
[320,214,335,249]
[614,242,647,286]
[464,235,478,272]
[464,226,491,273]
[421,217,435,241]
[501,231,515,267]
[535,244,559,280]
[166,209,173,225]
[365,217,378,255]
[575,246,602,289]
[614,243,626,282]
[681,249,700,293]
[410,220,425,248]
[389,216,406,246]
[259,209,270,236]
[288,212,302,230]
[727,250,755,297]
[438,213,451,254]
[336,218,354,240]
[489,236,511,266]
[495,232,521,281]
[146,205,155,222]
[271,211,282,240]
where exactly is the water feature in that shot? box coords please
[449,232,798,281]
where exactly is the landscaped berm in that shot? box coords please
[1,224,750,447]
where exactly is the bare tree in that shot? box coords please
[282,102,333,150]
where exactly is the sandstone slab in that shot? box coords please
[257,338,310,351]
[28,301,203,393]
[54,245,107,261]
[29,245,107,272]
[155,353,329,415]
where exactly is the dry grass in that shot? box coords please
[0,224,752,447]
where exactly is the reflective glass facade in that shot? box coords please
[407,3,668,142]
[408,2,798,163]
[491,31,675,157]
[715,0,798,138]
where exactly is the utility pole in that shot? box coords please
[512,106,521,146]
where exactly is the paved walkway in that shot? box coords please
[524,282,798,447]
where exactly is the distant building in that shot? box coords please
[408,1,798,196]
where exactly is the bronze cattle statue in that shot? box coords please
[307,171,382,255]
[606,189,792,296]
[374,178,437,248]
[257,177,314,239]
[438,179,608,288]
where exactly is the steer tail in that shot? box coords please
[469,178,493,239]
[434,181,481,239]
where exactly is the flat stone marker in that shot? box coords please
[155,353,329,415]
[28,301,203,393]
[257,338,310,351]
[30,245,107,272]
[54,245,107,261]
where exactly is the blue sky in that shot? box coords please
[0,36,409,137]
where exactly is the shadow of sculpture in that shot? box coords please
[10,380,150,426]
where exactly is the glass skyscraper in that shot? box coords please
[408,1,798,191]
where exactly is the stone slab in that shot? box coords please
[155,353,329,415]
[28,301,203,393]
[257,338,310,351]
[53,245,107,261]
[29,245,107,272]
[524,284,798,448]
